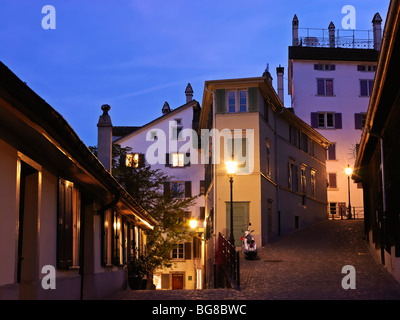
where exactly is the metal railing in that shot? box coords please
[216,232,240,289]
[298,28,374,49]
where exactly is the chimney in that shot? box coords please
[185,83,194,103]
[292,15,299,46]
[372,13,382,51]
[329,22,335,48]
[97,104,113,173]
[276,65,284,105]
[263,64,273,84]
[162,101,171,115]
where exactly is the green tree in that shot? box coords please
[90,145,197,284]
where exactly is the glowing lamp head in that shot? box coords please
[345,165,353,176]
[189,219,198,229]
[226,161,238,176]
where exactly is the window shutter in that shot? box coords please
[184,242,192,260]
[161,274,170,289]
[184,152,191,167]
[138,154,145,168]
[335,113,342,129]
[314,64,319,70]
[185,181,192,198]
[360,80,368,96]
[164,182,170,197]
[57,179,73,270]
[248,87,258,112]
[369,80,374,96]
[328,144,336,160]
[357,65,363,71]
[119,153,126,168]
[317,79,325,95]
[215,89,226,114]
[199,207,205,221]
[329,173,337,188]
[311,112,318,128]
[330,64,336,71]
[165,153,170,167]
[354,113,363,129]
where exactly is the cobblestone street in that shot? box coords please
[108,220,400,300]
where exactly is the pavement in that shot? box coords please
[106,219,400,300]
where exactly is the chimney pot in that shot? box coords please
[372,13,382,51]
[276,66,284,105]
[292,15,299,46]
[97,104,113,173]
[185,83,194,103]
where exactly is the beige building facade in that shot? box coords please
[199,73,330,288]
[0,62,156,300]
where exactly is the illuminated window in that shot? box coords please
[126,153,139,168]
[172,153,184,167]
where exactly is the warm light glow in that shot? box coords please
[226,161,238,175]
[172,153,184,167]
[345,165,353,176]
[189,219,198,229]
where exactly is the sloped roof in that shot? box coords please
[0,61,157,228]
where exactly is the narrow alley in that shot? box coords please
[109,219,400,300]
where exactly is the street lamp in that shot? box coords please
[226,160,238,245]
[345,165,353,219]
[189,219,198,230]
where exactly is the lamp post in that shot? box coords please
[345,165,353,219]
[226,161,238,245]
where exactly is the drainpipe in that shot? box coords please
[274,103,284,237]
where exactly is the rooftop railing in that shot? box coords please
[298,28,374,49]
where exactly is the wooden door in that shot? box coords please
[172,274,184,290]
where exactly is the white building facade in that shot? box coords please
[113,85,206,290]
[288,14,382,219]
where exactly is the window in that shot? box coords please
[227,90,247,113]
[289,125,300,147]
[311,112,342,129]
[328,173,337,189]
[330,202,337,215]
[200,180,205,195]
[126,153,139,168]
[265,139,271,177]
[357,65,376,72]
[172,153,184,167]
[227,137,248,168]
[57,179,81,270]
[166,153,190,168]
[354,113,367,129]
[317,78,334,96]
[228,91,236,113]
[360,80,374,97]
[311,170,316,197]
[172,244,184,259]
[314,64,335,71]
[171,182,185,197]
[326,143,336,160]
[263,100,269,122]
[165,181,192,198]
[171,122,183,140]
[288,162,298,191]
[172,243,192,260]
[300,132,309,153]
[300,165,307,194]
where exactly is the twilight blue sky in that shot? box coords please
[0,0,390,147]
